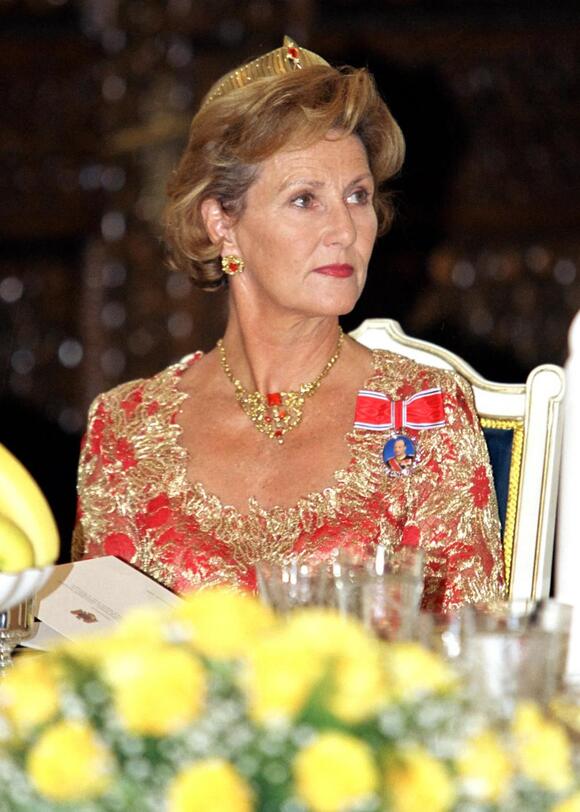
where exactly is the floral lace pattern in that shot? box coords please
[73,350,504,610]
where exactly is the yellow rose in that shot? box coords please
[167,758,254,812]
[282,610,386,722]
[294,731,379,812]
[0,654,59,734]
[113,604,169,643]
[244,611,385,724]
[103,644,205,735]
[171,588,275,659]
[552,792,580,812]
[513,702,574,792]
[244,633,323,723]
[27,720,113,802]
[282,609,367,649]
[384,642,456,701]
[386,746,455,812]
[457,730,512,802]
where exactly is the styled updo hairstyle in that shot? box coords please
[164,64,405,289]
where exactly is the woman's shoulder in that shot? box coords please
[87,351,204,424]
[369,348,469,395]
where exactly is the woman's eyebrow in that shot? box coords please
[345,173,374,189]
[278,173,374,192]
[277,177,325,192]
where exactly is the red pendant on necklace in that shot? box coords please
[267,392,282,406]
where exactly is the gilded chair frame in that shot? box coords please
[350,318,565,600]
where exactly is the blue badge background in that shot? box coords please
[382,434,416,463]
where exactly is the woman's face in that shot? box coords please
[223,133,378,319]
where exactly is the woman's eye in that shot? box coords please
[347,188,371,205]
[291,192,315,208]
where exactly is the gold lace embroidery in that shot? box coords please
[75,349,504,608]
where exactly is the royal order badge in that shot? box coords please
[354,387,446,478]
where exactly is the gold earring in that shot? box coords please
[221,255,245,276]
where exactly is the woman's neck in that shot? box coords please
[221,305,342,395]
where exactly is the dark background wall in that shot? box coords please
[1,0,579,559]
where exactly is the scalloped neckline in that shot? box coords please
[170,348,388,520]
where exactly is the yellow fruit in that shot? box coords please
[0,513,36,572]
[0,444,59,567]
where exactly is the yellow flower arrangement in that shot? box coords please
[102,643,206,736]
[512,702,574,792]
[457,730,513,803]
[385,745,456,812]
[244,631,324,723]
[553,793,580,812]
[26,720,113,802]
[0,588,578,812]
[383,641,457,701]
[294,731,379,812]
[167,758,254,812]
[246,609,386,724]
[0,654,60,734]
[170,587,275,658]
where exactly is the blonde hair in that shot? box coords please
[164,64,405,289]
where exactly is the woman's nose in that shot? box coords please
[323,201,356,247]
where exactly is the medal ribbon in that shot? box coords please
[354,387,446,432]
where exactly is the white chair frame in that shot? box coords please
[350,318,565,600]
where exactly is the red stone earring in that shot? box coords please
[221,255,245,276]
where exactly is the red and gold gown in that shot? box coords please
[73,349,504,610]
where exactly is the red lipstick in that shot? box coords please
[313,264,354,278]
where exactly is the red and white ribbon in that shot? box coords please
[354,387,446,432]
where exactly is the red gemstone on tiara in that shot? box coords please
[267,392,282,406]
[287,46,299,60]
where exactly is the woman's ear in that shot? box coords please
[200,198,239,253]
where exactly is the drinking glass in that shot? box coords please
[0,597,36,674]
[321,546,424,630]
[256,558,327,614]
[361,547,424,641]
[414,606,475,674]
[362,571,421,641]
[466,599,573,720]
[322,550,370,617]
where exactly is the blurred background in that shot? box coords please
[1,0,579,558]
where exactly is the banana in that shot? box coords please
[0,513,36,572]
[0,444,60,567]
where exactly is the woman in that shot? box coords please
[73,38,504,610]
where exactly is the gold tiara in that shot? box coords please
[201,36,329,109]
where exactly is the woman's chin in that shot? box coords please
[302,285,363,318]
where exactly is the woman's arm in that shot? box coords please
[72,392,139,564]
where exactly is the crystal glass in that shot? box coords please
[466,599,573,720]
[361,546,424,640]
[0,597,36,674]
[361,571,421,641]
[414,606,475,674]
[322,549,370,617]
[322,546,424,629]
[256,558,327,614]
[256,546,425,626]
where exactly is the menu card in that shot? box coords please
[24,556,180,649]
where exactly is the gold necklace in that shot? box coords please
[218,328,344,444]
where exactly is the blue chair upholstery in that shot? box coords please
[483,426,513,534]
